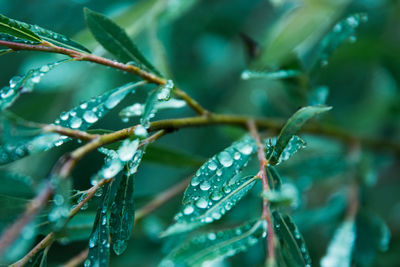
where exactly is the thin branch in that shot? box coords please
[247,120,276,265]
[62,248,89,267]
[173,88,209,116]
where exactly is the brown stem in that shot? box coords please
[247,120,275,265]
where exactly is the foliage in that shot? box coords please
[0,0,399,267]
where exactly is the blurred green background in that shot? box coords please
[1,0,400,266]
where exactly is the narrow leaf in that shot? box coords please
[28,24,91,53]
[161,136,257,237]
[86,183,112,267]
[269,106,331,165]
[119,98,185,120]
[110,170,135,255]
[160,220,267,267]
[140,80,174,128]
[267,135,306,165]
[320,220,356,267]
[47,176,72,230]
[84,8,161,75]
[0,59,67,110]
[0,13,42,43]
[0,82,141,165]
[241,69,301,80]
[273,211,312,267]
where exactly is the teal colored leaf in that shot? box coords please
[0,59,67,110]
[110,170,135,255]
[91,139,140,185]
[140,80,174,128]
[302,13,368,71]
[261,183,299,208]
[84,8,161,75]
[27,24,91,53]
[119,98,185,120]
[161,136,257,237]
[143,144,204,168]
[48,176,72,230]
[353,210,391,267]
[160,220,267,267]
[267,135,306,165]
[320,220,356,267]
[0,82,140,165]
[273,211,312,267]
[86,183,112,267]
[241,69,301,80]
[269,106,331,165]
[0,171,34,198]
[266,166,282,190]
[0,13,42,43]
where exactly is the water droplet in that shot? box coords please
[346,16,359,27]
[60,112,69,121]
[53,194,64,206]
[233,152,241,160]
[217,151,233,167]
[348,35,357,43]
[200,181,211,191]
[134,125,148,137]
[69,117,82,129]
[31,74,41,84]
[83,110,98,123]
[207,160,218,171]
[84,259,91,267]
[80,102,88,109]
[118,139,139,162]
[9,76,21,89]
[212,212,222,220]
[211,191,223,201]
[208,233,216,240]
[40,65,50,72]
[333,24,342,33]
[216,169,223,176]
[237,143,253,155]
[195,198,208,209]
[183,205,194,215]
[223,185,231,194]
[191,176,201,186]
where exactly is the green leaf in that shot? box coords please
[91,139,140,185]
[0,82,141,165]
[119,98,186,120]
[0,13,42,43]
[143,144,204,168]
[140,80,174,128]
[161,136,257,237]
[84,7,161,75]
[160,220,267,267]
[0,48,12,56]
[86,183,112,267]
[241,69,301,80]
[47,176,72,230]
[0,59,68,110]
[26,246,48,267]
[261,182,299,208]
[273,211,312,267]
[353,210,391,267]
[320,219,356,267]
[269,106,331,165]
[110,170,135,255]
[267,135,306,165]
[302,13,368,71]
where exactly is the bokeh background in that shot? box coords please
[1,0,400,266]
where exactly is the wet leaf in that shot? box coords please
[140,80,174,128]
[160,220,267,267]
[84,8,161,75]
[0,82,140,165]
[0,59,67,110]
[110,170,135,255]
[302,13,368,71]
[48,176,72,230]
[0,13,42,43]
[267,135,306,165]
[86,183,112,267]
[353,210,391,267]
[241,69,301,80]
[161,136,257,237]
[269,106,331,165]
[320,220,356,267]
[119,98,185,120]
[273,211,312,267]
[143,144,204,168]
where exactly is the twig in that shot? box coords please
[62,248,89,267]
[247,120,276,266]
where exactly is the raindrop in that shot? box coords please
[211,191,223,201]
[207,160,218,171]
[216,169,223,176]
[83,110,98,123]
[208,233,216,240]
[195,198,208,209]
[200,181,211,191]
[9,76,21,89]
[134,125,148,137]
[217,151,233,167]
[191,176,201,186]
[69,117,82,129]
[233,152,241,160]
[237,143,253,155]
[183,205,194,215]
[60,112,69,121]
[80,102,88,109]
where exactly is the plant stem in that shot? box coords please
[247,120,276,265]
